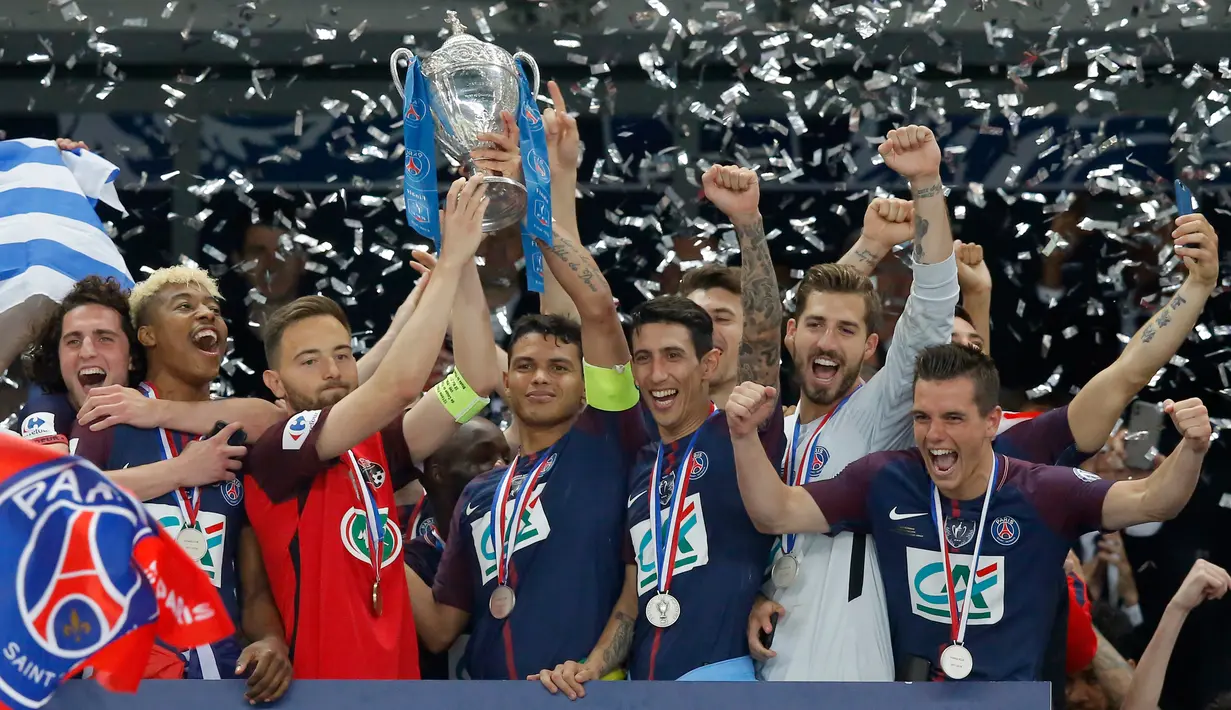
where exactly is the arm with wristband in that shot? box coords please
[401,246,500,462]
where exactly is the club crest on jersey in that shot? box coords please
[1072,468,1101,484]
[357,457,387,488]
[687,451,709,481]
[990,516,1020,546]
[340,508,403,569]
[416,516,437,539]
[944,516,978,549]
[219,479,243,507]
[810,446,830,477]
[282,410,321,451]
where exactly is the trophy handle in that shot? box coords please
[390,48,414,100]
[513,52,540,97]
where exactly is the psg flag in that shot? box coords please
[0,433,234,709]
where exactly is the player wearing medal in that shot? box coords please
[70,266,292,702]
[410,213,647,679]
[405,418,511,679]
[728,344,1212,681]
[614,164,785,682]
[241,176,497,680]
[758,125,959,682]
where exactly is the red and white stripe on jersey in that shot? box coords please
[997,410,1041,435]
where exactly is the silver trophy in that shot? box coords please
[391,11,540,233]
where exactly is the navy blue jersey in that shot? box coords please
[806,449,1112,681]
[406,534,449,680]
[433,404,649,679]
[72,421,248,679]
[624,407,787,680]
[996,406,1096,467]
[14,392,75,447]
[400,495,438,554]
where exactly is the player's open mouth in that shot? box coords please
[929,448,958,475]
[650,388,678,411]
[811,356,840,385]
[77,366,108,388]
[190,326,221,356]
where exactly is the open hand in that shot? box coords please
[236,636,292,704]
[543,80,581,175]
[529,659,599,701]
[472,111,521,180]
[861,197,914,252]
[78,385,160,431]
[439,177,488,263]
[1165,397,1211,455]
[878,125,941,181]
[179,422,246,487]
[1172,213,1220,287]
[726,381,777,438]
[702,165,761,224]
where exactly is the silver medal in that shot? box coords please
[176,527,208,560]
[646,592,681,628]
[771,554,799,588]
[489,584,516,619]
[939,643,973,680]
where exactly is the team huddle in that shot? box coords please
[10,87,1222,701]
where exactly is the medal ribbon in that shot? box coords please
[138,382,202,530]
[931,454,1000,649]
[346,451,385,587]
[649,404,718,595]
[489,445,556,587]
[780,385,861,557]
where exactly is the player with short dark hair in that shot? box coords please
[728,342,1212,682]
[240,176,498,681]
[677,264,743,408]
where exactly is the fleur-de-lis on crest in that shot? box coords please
[62,609,91,642]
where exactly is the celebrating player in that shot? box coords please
[761,126,959,681]
[70,265,292,702]
[729,343,1211,682]
[239,176,498,680]
[613,164,785,682]
[406,170,647,679]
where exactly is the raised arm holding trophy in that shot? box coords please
[391,10,553,292]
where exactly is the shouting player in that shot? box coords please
[71,265,292,702]
[760,126,959,682]
[241,176,498,680]
[729,343,1211,682]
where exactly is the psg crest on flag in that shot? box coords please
[0,436,234,709]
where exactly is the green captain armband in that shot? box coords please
[432,370,489,423]
[582,360,639,412]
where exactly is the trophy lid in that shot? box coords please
[438,10,482,50]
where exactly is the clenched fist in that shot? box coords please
[702,165,761,224]
[878,125,941,182]
[727,381,778,438]
[954,240,992,296]
[861,197,915,252]
[1164,397,1211,455]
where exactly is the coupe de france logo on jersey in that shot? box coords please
[0,459,150,705]
[282,410,321,451]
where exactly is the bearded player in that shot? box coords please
[729,344,1211,681]
[71,265,291,702]
[241,176,497,680]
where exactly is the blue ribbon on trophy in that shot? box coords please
[515,58,552,294]
[401,57,442,248]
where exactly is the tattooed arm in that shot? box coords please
[736,213,784,387]
[537,223,628,368]
[530,565,638,698]
[907,179,954,265]
[1090,628,1136,709]
[837,238,893,276]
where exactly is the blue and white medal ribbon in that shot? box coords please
[346,450,386,616]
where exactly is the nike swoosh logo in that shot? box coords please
[889,507,927,521]
[627,489,647,508]
[465,500,483,516]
